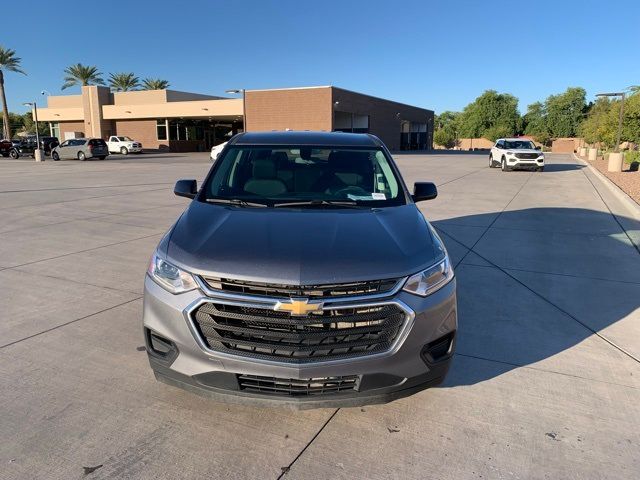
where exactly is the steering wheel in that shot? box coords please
[333,185,369,197]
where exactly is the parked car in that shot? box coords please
[0,139,12,157]
[210,141,227,161]
[107,136,143,155]
[51,138,109,161]
[489,138,544,172]
[8,136,59,159]
[143,131,457,408]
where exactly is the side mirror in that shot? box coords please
[174,179,197,199]
[535,145,542,150]
[412,182,438,202]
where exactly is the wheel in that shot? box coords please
[9,149,19,159]
[501,157,510,172]
[52,151,60,161]
[489,154,494,167]
[98,156,106,160]
[120,146,128,155]
[537,166,544,172]
[78,151,86,161]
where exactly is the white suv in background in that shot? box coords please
[489,138,544,172]
[108,136,143,155]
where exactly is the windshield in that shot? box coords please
[200,146,406,207]
[504,140,536,150]
[117,136,133,141]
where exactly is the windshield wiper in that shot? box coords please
[273,199,362,209]
[205,198,269,208]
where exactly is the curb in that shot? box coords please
[573,153,640,221]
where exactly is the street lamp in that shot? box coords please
[23,101,43,162]
[595,92,625,152]
[226,89,246,132]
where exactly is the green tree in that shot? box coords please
[61,64,105,90]
[544,87,586,138]
[457,90,521,139]
[19,111,49,136]
[434,127,456,148]
[141,78,170,90]
[523,101,550,145]
[579,97,613,146]
[108,72,140,92]
[0,46,26,139]
[627,85,640,96]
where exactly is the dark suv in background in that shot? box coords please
[8,136,59,158]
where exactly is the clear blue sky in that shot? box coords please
[3,0,639,115]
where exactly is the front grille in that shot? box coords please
[515,152,539,159]
[238,374,358,396]
[191,302,406,363]
[200,277,400,298]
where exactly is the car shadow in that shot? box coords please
[430,207,640,388]
[542,163,585,172]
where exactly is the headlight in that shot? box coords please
[147,251,197,294]
[403,228,454,297]
[507,151,513,155]
[403,256,454,297]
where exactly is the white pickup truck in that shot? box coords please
[107,136,143,155]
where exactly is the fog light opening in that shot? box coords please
[422,331,456,364]
[145,328,177,359]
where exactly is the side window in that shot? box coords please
[60,141,68,147]
[496,140,504,149]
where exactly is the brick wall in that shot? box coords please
[58,121,86,140]
[332,87,433,151]
[245,87,332,132]
[114,120,167,150]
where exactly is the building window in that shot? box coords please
[333,111,369,134]
[51,122,60,139]
[156,119,168,140]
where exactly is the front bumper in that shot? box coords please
[506,156,544,169]
[142,275,457,409]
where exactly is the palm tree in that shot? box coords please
[627,85,640,96]
[141,78,170,90]
[0,47,26,139]
[108,72,140,92]
[61,63,104,90]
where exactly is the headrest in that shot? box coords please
[252,159,277,179]
[271,151,289,166]
[328,150,371,172]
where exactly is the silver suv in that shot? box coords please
[143,131,457,408]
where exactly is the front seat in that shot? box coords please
[244,158,288,196]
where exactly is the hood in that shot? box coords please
[166,201,438,285]
[507,148,542,154]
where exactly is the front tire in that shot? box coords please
[489,154,495,168]
[538,166,544,172]
[120,146,128,155]
[9,149,19,159]
[52,151,60,161]
[501,157,510,172]
[78,151,86,161]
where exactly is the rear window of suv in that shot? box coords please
[89,139,107,146]
[201,146,406,207]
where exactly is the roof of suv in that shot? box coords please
[229,131,384,147]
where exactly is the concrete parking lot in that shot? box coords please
[1,151,639,479]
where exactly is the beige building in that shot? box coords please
[37,86,434,152]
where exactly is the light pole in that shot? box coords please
[226,89,246,132]
[23,101,43,162]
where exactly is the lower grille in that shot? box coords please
[191,302,406,363]
[238,374,358,396]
